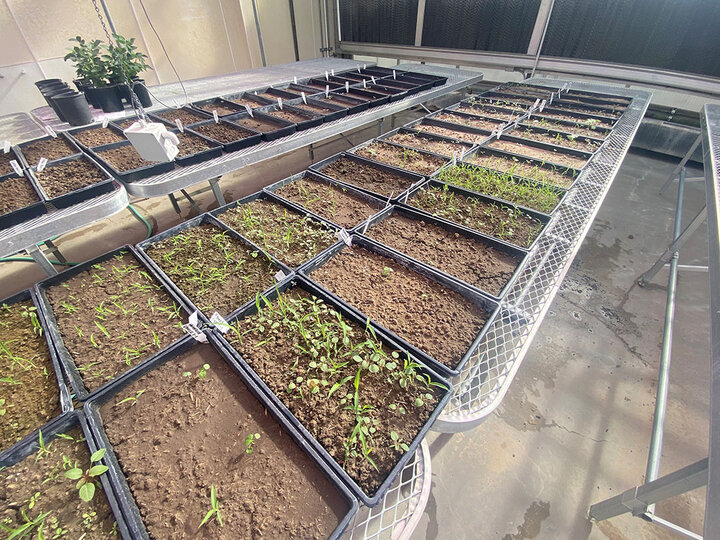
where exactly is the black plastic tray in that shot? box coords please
[374,78,424,95]
[1,145,25,176]
[537,105,618,126]
[264,169,388,230]
[378,127,475,158]
[310,92,369,115]
[221,91,274,108]
[403,178,551,251]
[365,83,408,101]
[34,245,195,401]
[310,151,426,203]
[519,116,612,140]
[331,88,389,107]
[0,410,131,538]
[0,288,73,460]
[225,111,296,141]
[136,212,293,321]
[482,131,592,174]
[506,123,604,157]
[395,73,434,91]
[170,127,224,166]
[148,106,212,128]
[286,96,349,122]
[0,173,47,230]
[16,133,83,169]
[307,77,345,90]
[259,86,300,101]
[189,118,263,152]
[82,334,358,539]
[87,140,176,183]
[254,103,323,130]
[212,275,453,506]
[398,71,447,87]
[540,98,623,119]
[446,101,524,122]
[349,139,449,177]
[300,234,499,378]
[65,123,127,150]
[428,108,505,131]
[190,96,250,117]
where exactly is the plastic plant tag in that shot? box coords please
[357,67,361,73]
[533,98,540,109]
[123,121,179,162]
[549,92,554,104]
[362,219,370,234]
[385,192,393,208]
[213,110,219,123]
[393,70,397,79]
[371,76,376,85]
[174,119,184,133]
[325,85,330,98]
[325,71,329,81]
[459,147,466,161]
[331,69,335,76]
[363,64,367,69]
[345,81,350,93]
[451,152,457,166]
[101,117,109,128]
[254,91,258,95]
[37,157,48,172]
[10,160,22,176]
[183,311,207,342]
[244,104,254,117]
[496,127,502,140]
[277,98,283,110]
[210,311,230,334]
[294,76,297,84]
[540,99,546,112]
[45,126,57,138]
[362,79,367,88]
[274,269,287,282]
[301,92,307,104]
[2,141,10,153]
[336,228,352,246]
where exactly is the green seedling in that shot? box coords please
[0,398,10,416]
[390,431,409,452]
[381,266,393,277]
[20,306,43,336]
[64,448,108,502]
[198,484,223,528]
[35,430,51,462]
[183,364,210,379]
[244,433,261,454]
[115,389,145,407]
[0,509,50,539]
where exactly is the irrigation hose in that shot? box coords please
[128,203,153,239]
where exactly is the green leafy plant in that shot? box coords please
[64,448,109,502]
[103,33,151,81]
[64,36,108,86]
[183,364,210,379]
[198,484,223,528]
[0,509,50,539]
[244,433,261,454]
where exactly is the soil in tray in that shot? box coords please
[0,152,18,176]
[437,164,560,213]
[34,157,107,198]
[559,97,627,112]
[175,131,215,157]
[488,139,588,170]
[266,109,311,123]
[355,142,446,176]
[228,96,265,108]
[116,117,141,129]
[256,92,283,101]
[311,246,487,370]
[385,133,471,157]
[275,177,380,229]
[536,112,615,130]
[434,112,502,132]
[522,117,609,139]
[0,176,40,216]
[21,137,76,165]
[294,102,341,115]
[216,199,336,268]
[192,122,256,143]
[320,156,414,198]
[468,151,575,189]
[367,214,520,296]
[466,99,527,112]
[0,300,60,453]
[553,102,621,118]
[511,127,601,153]
[46,251,186,392]
[72,127,125,147]
[226,287,445,495]
[100,343,346,538]
[453,106,516,121]
[410,185,543,248]
[233,116,284,133]
[483,95,536,107]
[156,108,208,126]
[0,427,117,536]
[414,123,488,143]
[144,223,277,316]
[97,144,162,172]
[196,102,242,116]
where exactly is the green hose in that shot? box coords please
[128,203,153,239]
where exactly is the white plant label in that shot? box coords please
[451,152,457,166]
[549,93,554,104]
[10,160,22,176]
[385,192,394,207]
[37,157,48,172]
[362,79,367,88]
[301,92,307,104]
[371,76,376,85]
[533,98,540,109]
[363,64,367,69]
[293,76,297,84]
[213,110,219,123]
[539,100,546,112]
[345,81,350,93]
[459,148,466,161]
[337,228,352,246]
[496,128,502,140]
[45,126,57,138]
[325,71,329,80]
[331,69,335,76]
[244,104,254,117]
[210,311,230,333]
[277,98,283,110]
[392,70,397,80]
[2,141,10,153]
[101,116,109,128]
[174,119,184,133]
[357,67,361,73]
[362,219,370,234]
[325,85,330,98]
[254,91,258,95]
[274,269,287,281]
[184,311,207,342]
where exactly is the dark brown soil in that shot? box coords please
[434,112,502,132]
[156,108,208,126]
[316,95,360,107]
[228,96,266,108]
[0,300,60,453]
[266,109,312,123]
[319,156,414,198]
[34,157,107,198]
[310,246,487,369]
[97,144,160,172]
[468,151,575,189]
[355,142,447,176]
[536,112,615,130]
[385,133,471,157]
[192,122,257,143]
[234,116,285,133]
[257,92,282,101]
[367,213,519,296]
[467,99,528,112]
[0,427,117,536]
[116,117,141,129]
[522,117,610,139]
[72,127,125,147]
[553,102,621,118]
[145,223,277,316]
[414,123,488,143]
[196,102,242,116]
[409,185,543,248]
[511,127,601,153]
[275,177,381,229]
[0,152,17,176]
[453,105,517,121]
[276,86,304,96]
[294,102,340,115]
[226,287,443,495]
[216,199,336,268]
[488,139,587,169]
[0,176,40,215]
[46,251,186,391]
[101,344,347,538]
[558,97,627,112]
[175,131,216,157]
[21,137,77,165]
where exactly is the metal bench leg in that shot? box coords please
[208,177,225,206]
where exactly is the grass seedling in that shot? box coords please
[0,509,50,539]
[115,389,145,407]
[20,306,43,336]
[198,485,223,528]
[35,430,51,462]
[64,448,109,502]
[244,433,261,454]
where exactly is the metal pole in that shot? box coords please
[251,0,267,66]
[99,0,117,34]
[645,168,685,490]
[288,0,300,61]
[324,0,331,55]
[317,0,326,57]
[530,0,555,78]
[660,134,702,194]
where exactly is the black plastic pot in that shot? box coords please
[34,245,195,402]
[211,275,453,506]
[51,92,93,126]
[86,85,124,113]
[131,79,152,107]
[34,78,63,89]
[0,410,131,538]
[83,334,358,539]
[224,111,296,142]
[41,86,73,121]
[87,141,175,183]
[136,212,293,322]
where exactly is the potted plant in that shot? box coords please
[64,36,123,113]
[104,34,152,107]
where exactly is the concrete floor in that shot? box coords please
[412,151,710,540]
